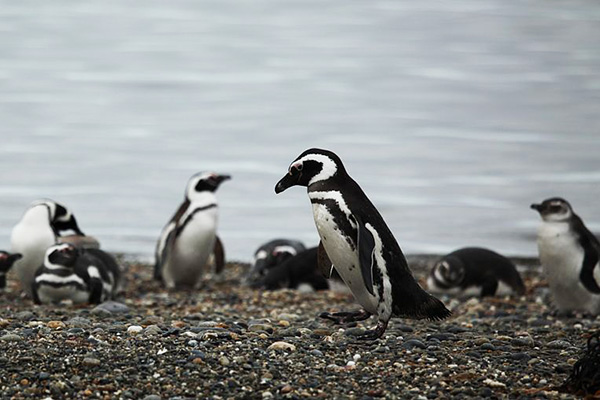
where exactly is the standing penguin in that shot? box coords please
[0,251,22,289]
[32,243,121,305]
[275,148,451,339]
[531,197,600,315]
[10,199,96,295]
[155,172,230,290]
[427,247,526,297]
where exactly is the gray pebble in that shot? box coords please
[93,301,129,314]
[15,311,35,321]
[144,325,163,336]
[1,334,22,342]
[67,317,91,328]
[310,349,324,357]
[510,352,531,361]
[143,396,161,400]
[82,357,101,367]
[546,340,571,349]
[402,339,426,350]
[511,337,534,347]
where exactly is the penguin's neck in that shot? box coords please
[187,191,217,207]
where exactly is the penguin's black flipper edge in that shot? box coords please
[576,216,600,294]
[317,241,334,279]
[354,215,375,296]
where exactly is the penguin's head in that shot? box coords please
[186,172,231,200]
[246,245,298,283]
[275,148,345,193]
[432,259,465,287]
[29,199,86,236]
[46,243,79,268]
[530,197,573,222]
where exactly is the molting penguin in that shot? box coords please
[427,247,525,297]
[275,148,451,339]
[32,243,121,305]
[245,239,306,284]
[531,197,600,315]
[0,251,22,289]
[155,172,230,290]
[10,199,96,295]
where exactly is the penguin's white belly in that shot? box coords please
[37,284,90,304]
[11,225,55,292]
[537,222,600,314]
[164,212,217,286]
[312,204,378,313]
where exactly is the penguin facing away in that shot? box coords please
[0,251,22,289]
[427,247,526,298]
[531,197,600,315]
[245,239,306,285]
[32,243,121,305]
[275,148,451,339]
[155,172,230,290]
[10,199,96,295]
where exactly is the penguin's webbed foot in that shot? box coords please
[319,309,371,324]
[357,320,388,341]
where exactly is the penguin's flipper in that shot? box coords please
[212,236,226,275]
[354,215,375,296]
[575,216,600,294]
[89,278,104,304]
[317,241,334,279]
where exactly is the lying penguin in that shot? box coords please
[11,199,99,295]
[427,247,525,297]
[0,251,22,289]
[245,239,306,285]
[32,243,121,305]
[251,246,345,292]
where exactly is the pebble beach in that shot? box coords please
[0,255,597,399]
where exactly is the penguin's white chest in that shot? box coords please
[537,221,600,313]
[11,221,56,292]
[311,203,378,313]
[164,208,218,287]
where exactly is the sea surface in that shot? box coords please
[1,1,599,262]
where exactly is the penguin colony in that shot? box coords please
[2,149,599,340]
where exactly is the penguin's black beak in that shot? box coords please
[8,253,23,264]
[217,174,231,184]
[275,173,297,194]
[530,203,542,212]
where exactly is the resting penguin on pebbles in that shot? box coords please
[275,148,451,340]
[0,251,22,289]
[245,239,306,284]
[32,243,121,305]
[10,199,98,295]
[155,172,230,290]
[531,197,600,315]
[427,247,525,298]
[251,246,345,292]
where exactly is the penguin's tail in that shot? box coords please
[394,281,452,321]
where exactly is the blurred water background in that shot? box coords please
[1,1,599,262]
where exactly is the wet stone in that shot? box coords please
[402,339,426,350]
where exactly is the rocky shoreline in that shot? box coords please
[0,255,598,399]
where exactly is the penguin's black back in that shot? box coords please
[443,247,525,294]
[313,173,450,321]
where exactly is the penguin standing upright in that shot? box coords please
[10,200,95,295]
[32,243,121,305]
[531,197,600,315]
[0,251,22,289]
[275,148,451,339]
[155,172,230,290]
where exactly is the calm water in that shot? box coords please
[1,1,599,261]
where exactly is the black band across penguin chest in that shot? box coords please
[309,197,357,250]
